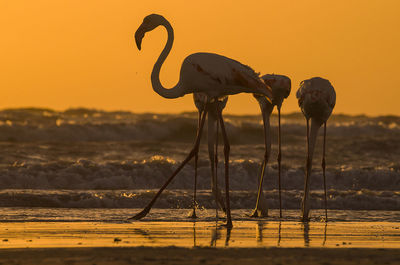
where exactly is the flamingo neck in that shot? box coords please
[260,104,272,159]
[308,118,321,166]
[151,19,185,99]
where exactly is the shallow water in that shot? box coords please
[1,208,400,223]
[0,209,399,249]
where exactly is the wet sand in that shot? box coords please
[0,220,399,264]
[1,221,399,249]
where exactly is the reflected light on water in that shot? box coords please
[0,220,399,249]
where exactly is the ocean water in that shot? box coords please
[0,108,399,214]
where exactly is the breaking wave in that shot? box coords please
[0,189,398,210]
[1,157,399,191]
[0,108,398,211]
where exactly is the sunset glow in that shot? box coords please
[1,0,399,115]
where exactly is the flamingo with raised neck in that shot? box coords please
[131,14,272,227]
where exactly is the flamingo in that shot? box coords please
[296,77,336,221]
[187,93,227,219]
[189,75,290,219]
[250,74,291,218]
[130,14,273,227]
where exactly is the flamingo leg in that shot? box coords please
[208,109,225,220]
[188,110,203,218]
[129,108,208,220]
[277,106,282,218]
[250,156,268,218]
[216,112,227,213]
[217,106,232,228]
[302,118,320,221]
[250,105,271,218]
[301,118,311,221]
[214,105,227,214]
[322,121,328,221]
[192,142,198,216]
[214,114,220,218]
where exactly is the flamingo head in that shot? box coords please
[135,14,166,50]
[261,74,291,108]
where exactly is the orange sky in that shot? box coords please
[1,0,399,115]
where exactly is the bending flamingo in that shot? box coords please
[188,93,227,219]
[131,14,272,227]
[190,75,291,219]
[251,74,291,218]
[296,77,336,221]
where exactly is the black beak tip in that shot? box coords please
[134,28,144,51]
[134,36,142,51]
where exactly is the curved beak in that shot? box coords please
[258,84,273,104]
[135,25,145,51]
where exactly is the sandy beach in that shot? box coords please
[1,246,399,265]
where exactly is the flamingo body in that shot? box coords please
[296,77,336,221]
[297,77,335,124]
[181,53,270,99]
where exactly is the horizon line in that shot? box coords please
[0,106,398,118]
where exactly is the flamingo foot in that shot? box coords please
[187,209,198,219]
[249,209,259,217]
[249,208,268,218]
[128,207,151,220]
[249,193,268,218]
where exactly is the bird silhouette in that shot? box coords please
[296,77,336,221]
[190,75,291,219]
[251,74,291,218]
[130,14,272,227]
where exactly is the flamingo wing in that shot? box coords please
[297,77,335,109]
[183,53,272,100]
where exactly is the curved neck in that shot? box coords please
[260,103,273,159]
[151,19,185,99]
[308,118,321,166]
